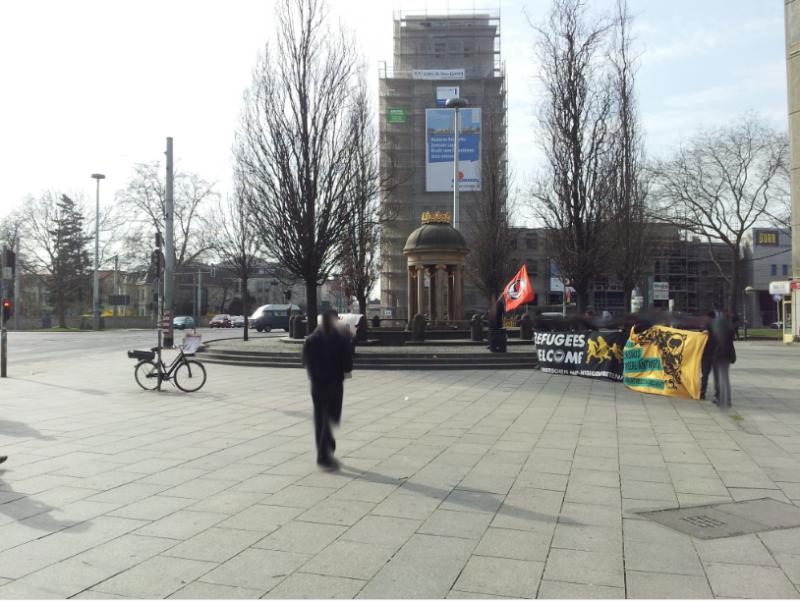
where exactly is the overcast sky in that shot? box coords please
[0,0,788,219]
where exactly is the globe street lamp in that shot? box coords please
[743,285,754,341]
[90,173,106,331]
[445,97,469,231]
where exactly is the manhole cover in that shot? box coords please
[639,498,800,539]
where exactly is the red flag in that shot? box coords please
[503,265,536,312]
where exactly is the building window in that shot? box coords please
[509,239,517,250]
[782,264,789,276]
[526,235,538,249]
[771,264,777,276]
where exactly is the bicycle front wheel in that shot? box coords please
[174,359,207,392]
[134,361,161,391]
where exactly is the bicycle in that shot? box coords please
[127,346,207,392]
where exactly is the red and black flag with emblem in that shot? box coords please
[502,265,535,312]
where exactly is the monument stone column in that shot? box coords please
[435,264,447,320]
[416,265,426,318]
[448,267,455,318]
[407,267,415,320]
[454,265,464,319]
[427,267,435,318]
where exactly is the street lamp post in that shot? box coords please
[743,285,754,341]
[445,97,469,231]
[90,173,105,331]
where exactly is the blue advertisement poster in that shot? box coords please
[425,108,481,192]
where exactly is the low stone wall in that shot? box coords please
[6,316,155,330]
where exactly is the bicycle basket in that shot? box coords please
[127,349,156,361]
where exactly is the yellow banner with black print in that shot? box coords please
[623,325,709,400]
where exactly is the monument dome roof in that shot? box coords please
[404,220,467,253]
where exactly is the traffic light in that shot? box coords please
[2,248,15,273]
[2,299,11,321]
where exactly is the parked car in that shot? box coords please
[209,314,232,328]
[231,315,245,328]
[250,304,304,332]
[173,315,195,330]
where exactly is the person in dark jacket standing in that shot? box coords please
[700,311,717,400]
[302,310,354,469]
[711,312,736,409]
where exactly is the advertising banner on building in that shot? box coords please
[413,68,465,80]
[425,108,481,192]
[534,330,627,381]
[623,325,708,400]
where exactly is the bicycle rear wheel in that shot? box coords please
[134,361,161,391]
[174,359,207,392]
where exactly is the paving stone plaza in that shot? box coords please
[1,340,800,599]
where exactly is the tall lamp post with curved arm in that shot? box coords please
[445,97,469,232]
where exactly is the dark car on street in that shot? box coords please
[173,316,195,330]
[231,315,245,328]
[250,304,304,332]
[209,314,232,328]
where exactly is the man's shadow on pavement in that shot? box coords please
[0,419,57,441]
[0,474,91,535]
[337,463,581,527]
[0,420,89,535]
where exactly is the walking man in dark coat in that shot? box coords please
[302,310,353,469]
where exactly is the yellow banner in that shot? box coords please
[623,325,708,400]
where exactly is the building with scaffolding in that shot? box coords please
[378,10,506,320]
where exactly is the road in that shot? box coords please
[1,328,283,368]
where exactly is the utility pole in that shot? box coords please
[164,137,175,346]
[14,236,20,330]
[91,173,105,331]
[197,269,202,330]
[113,255,119,317]
[1,245,6,377]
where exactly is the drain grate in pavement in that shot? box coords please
[638,498,800,539]
[682,514,726,529]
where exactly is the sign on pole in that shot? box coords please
[425,108,481,192]
[436,86,459,107]
[769,281,791,296]
[653,282,669,301]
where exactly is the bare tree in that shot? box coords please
[652,116,788,313]
[529,0,615,312]
[764,138,792,231]
[116,161,216,269]
[22,193,91,327]
[339,78,383,316]
[212,180,262,341]
[608,0,651,311]
[0,210,24,254]
[466,96,516,303]
[236,0,359,329]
